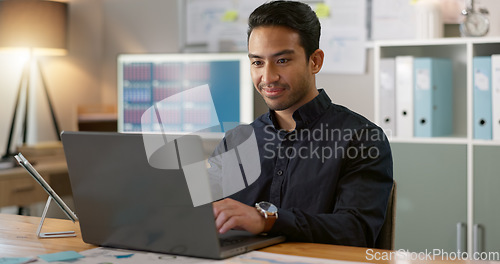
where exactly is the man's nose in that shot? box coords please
[262,64,279,84]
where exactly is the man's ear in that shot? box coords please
[310,49,324,74]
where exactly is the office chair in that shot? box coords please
[375,180,397,250]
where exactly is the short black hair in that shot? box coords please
[247,1,321,60]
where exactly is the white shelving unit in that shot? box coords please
[373,37,500,254]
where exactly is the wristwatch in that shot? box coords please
[255,201,278,233]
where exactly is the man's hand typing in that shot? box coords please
[212,198,266,234]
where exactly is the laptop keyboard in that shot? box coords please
[219,235,249,247]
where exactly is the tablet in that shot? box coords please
[14,153,78,222]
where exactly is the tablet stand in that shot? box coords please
[36,196,76,238]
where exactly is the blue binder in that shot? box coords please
[473,56,492,140]
[413,58,453,137]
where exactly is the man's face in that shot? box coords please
[248,26,316,112]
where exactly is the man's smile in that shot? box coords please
[259,84,288,98]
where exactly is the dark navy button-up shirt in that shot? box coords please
[210,89,393,247]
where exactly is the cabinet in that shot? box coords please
[472,145,500,253]
[373,38,500,254]
[0,159,71,208]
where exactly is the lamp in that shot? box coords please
[0,0,68,161]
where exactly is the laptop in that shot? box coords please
[61,131,285,259]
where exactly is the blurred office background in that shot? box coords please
[3,0,499,148]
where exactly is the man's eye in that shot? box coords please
[252,61,263,66]
[277,58,288,64]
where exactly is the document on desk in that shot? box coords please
[29,247,369,264]
[220,251,366,264]
[81,247,218,263]
[32,247,216,263]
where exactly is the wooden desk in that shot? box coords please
[0,158,71,208]
[2,214,494,264]
[0,214,94,257]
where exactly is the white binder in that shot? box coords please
[492,54,500,141]
[379,58,396,137]
[395,56,414,138]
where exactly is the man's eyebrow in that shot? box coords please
[248,49,295,59]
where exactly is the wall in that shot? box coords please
[98,0,375,121]
[100,0,180,105]
[481,0,500,37]
[317,49,375,120]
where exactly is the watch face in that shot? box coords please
[258,201,278,213]
[460,12,489,37]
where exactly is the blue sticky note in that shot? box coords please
[115,254,134,259]
[38,251,84,262]
[0,257,33,264]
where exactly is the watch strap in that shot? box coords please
[255,202,278,233]
[262,213,277,233]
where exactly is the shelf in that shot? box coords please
[389,137,500,146]
[388,137,468,145]
[374,38,500,252]
[374,37,500,47]
[471,140,500,146]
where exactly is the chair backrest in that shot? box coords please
[375,180,397,250]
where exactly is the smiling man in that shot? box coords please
[211,1,393,247]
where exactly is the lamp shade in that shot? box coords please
[0,0,67,54]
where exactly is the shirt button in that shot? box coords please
[277,170,283,176]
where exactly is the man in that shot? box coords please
[211,0,393,247]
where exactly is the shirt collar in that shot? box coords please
[265,89,331,130]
